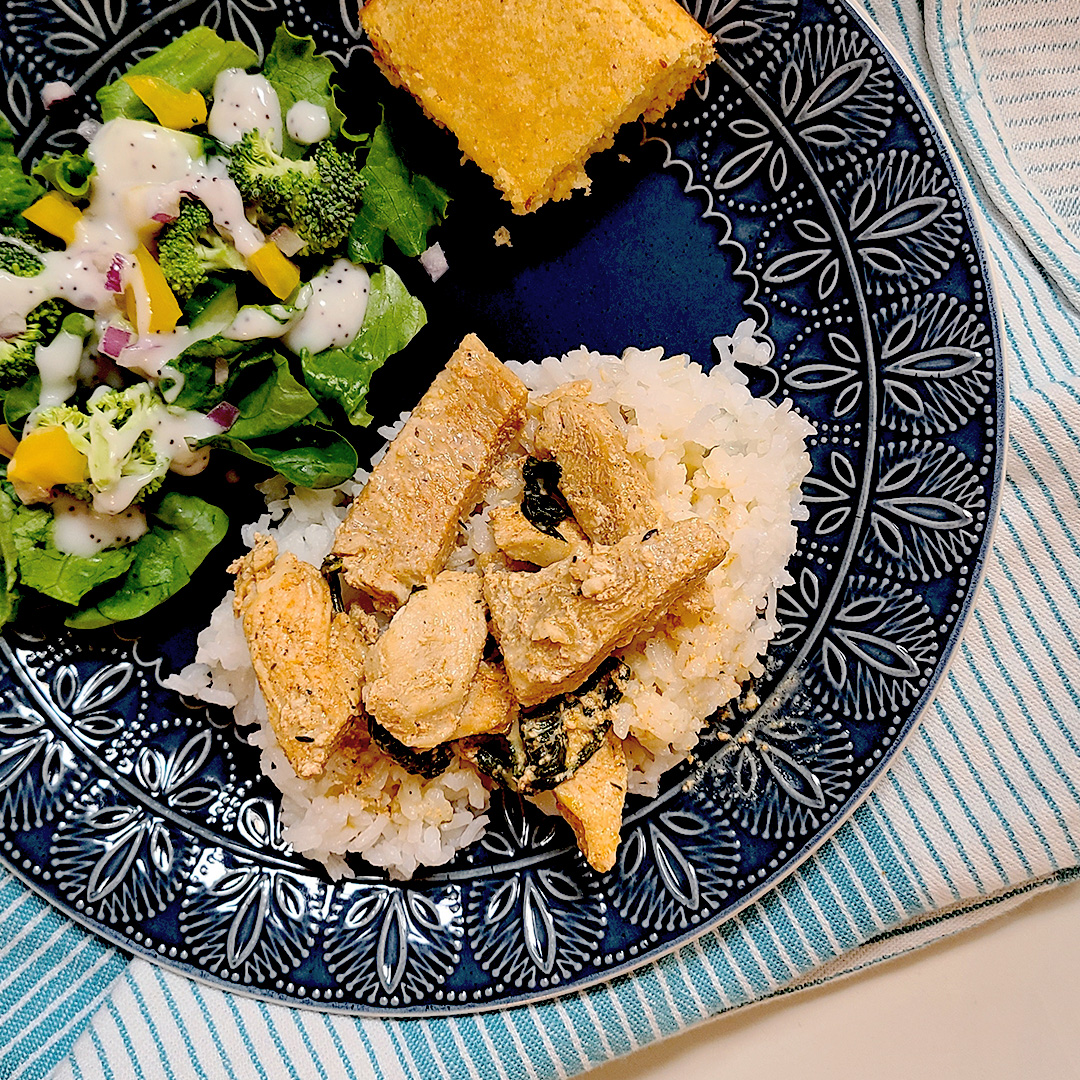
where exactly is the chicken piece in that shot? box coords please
[363,571,488,748]
[483,518,727,706]
[534,382,661,545]
[489,504,576,566]
[554,730,627,873]
[333,334,529,608]
[231,536,366,779]
[451,660,518,739]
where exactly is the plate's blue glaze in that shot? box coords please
[0,0,1004,1013]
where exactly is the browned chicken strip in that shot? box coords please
[488,503,575,566]
[333,334,529,608]
[450,660,518,739]
[231,536,368,779]
[534,381,661,545]
[553,729,627,874]
[363,571,489,748]
[483,518,728,706]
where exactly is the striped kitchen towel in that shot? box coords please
[926,0,1080,304]
[5,0,1080,1076]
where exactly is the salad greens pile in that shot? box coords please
[0,25,449,629]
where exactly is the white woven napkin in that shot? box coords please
[927,0,1080,303]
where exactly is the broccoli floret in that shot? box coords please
[156,199,245,301]
[0,236,64,389]
[31,385,173,507]
[227,131,363,255]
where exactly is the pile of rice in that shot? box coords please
[166,321,813,879]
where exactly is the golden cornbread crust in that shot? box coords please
[360,0,717,213]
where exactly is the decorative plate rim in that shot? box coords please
[0,0,1007,1014]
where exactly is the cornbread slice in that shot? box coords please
[360,0,717,213]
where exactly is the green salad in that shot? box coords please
[0,26,448,629]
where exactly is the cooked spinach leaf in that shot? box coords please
[521,458,571,539]
[367,715,453,779]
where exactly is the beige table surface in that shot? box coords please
[598,880,1080,1079]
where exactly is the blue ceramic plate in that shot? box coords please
[0,0,1003,1013]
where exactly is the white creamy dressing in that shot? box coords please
[85,119,202,251]
[283,260,369,354]
[208,70,282,150]
[226,303,299,340]
[286,101,331,145]
[51,495,148,556]
[0,118,263,332]
[152,409,221,475]
[34,327,86,409]
[0,248,116,334]
[116,283,240,387]
[187,156,265,257]
[3,87,366,526]
[82,397,220,514]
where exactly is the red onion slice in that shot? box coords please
[207,402,239,430]
[100,325,133,359]
[270,225,305,257]
[105,254,127,293]
[151,212,177,224]
[41,82,74,109]
[420,242,449,282]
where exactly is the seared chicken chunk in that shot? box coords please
[333,334,528,608]
[534,382,661,545]
[363,571,488,748]
[231,536,368,779]
[553,729,627,873]
[451,660,518,739]
[484,518,727,706]
[489,504,577,566]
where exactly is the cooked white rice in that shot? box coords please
[166,321,813,878]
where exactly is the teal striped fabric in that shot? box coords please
[5,0,1080,1076]
[927,0,1080,302]
[0,872,124,1079]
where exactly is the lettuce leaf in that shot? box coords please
[262,25,349,158]
[349,123,449,261]
[0,487,22,627]
[11,505,136,605]
[65,493,228,629]
[0,114,44,228]
[300,264,425,426]
[97,27,258,122]
[32,150,95,199]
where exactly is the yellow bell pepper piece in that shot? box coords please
[7,427,89,488]
[133,244,182,333]
[21,192,82,245]
[248,242,300,300]
[123,75,207,130]
[0,426,18,460]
